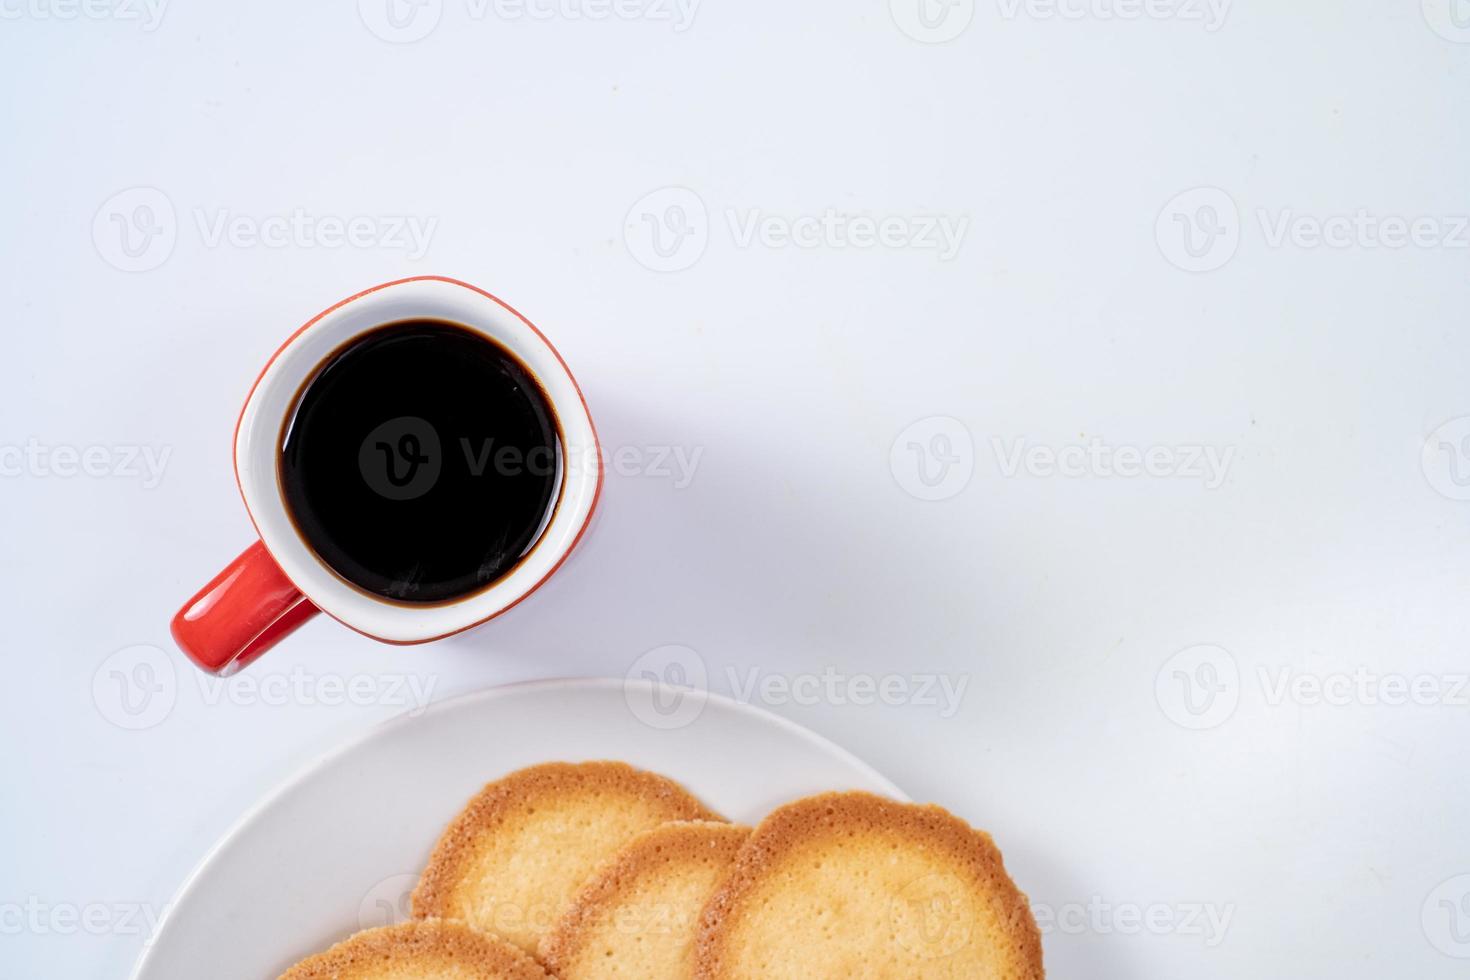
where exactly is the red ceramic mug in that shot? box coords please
[171,277,602,675]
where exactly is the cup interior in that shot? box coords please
[234,277,601,643]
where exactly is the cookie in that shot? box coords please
[693,792,1044,979]
[539,821,751,978]
[278,919,551,979]
[412,761,721,955]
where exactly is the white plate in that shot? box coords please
[132,678,906,980]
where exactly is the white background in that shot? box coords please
[3,1,1470,977]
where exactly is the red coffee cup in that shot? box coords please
[171,277,602,675]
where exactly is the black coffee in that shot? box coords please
[280,320,561,603]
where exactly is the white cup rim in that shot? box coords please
[233,276,602,643]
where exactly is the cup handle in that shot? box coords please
[171,541,320,675]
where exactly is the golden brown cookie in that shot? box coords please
[412,761,721,956]
[693,792,1044,979]
[278,919,551,980]
[539,821,751,978]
